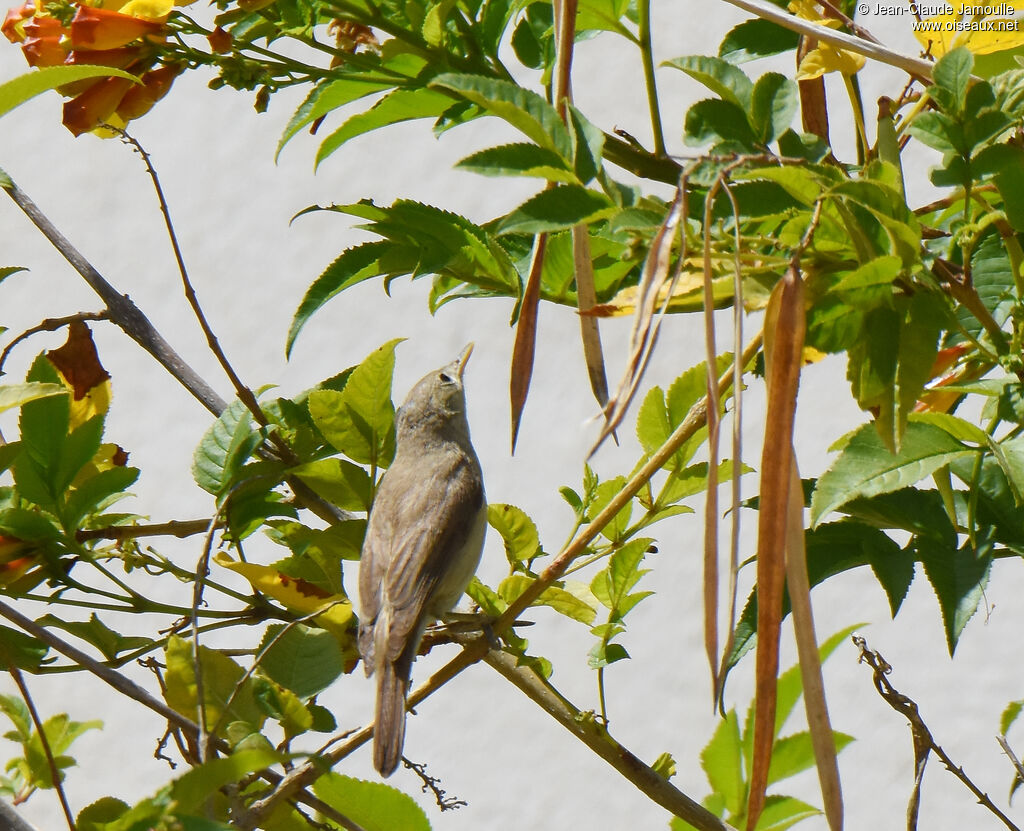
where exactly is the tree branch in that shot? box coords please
[2,177,227,416]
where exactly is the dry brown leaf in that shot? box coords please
[510,235,548,453]
[589,186,685,456]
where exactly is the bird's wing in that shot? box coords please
[377,452,484,662]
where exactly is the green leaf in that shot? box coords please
[77,797,130,831]
[36,613,149,661]
[917,534,992,654]
[430,73,572,157]
[487,503,541,563]
[718,19,800,63]
[315,88,454,167]
[947,231,1015,346]
[164,636,264,733]
[587,475,632,541]
[767,731,854,785]
[0,383,66,414]
[25,713,101,787]
[684,98,757,147]
[701,710,744,815]
[306,339,401,467]
[566,103,605,185]
[456,142,577,182]
[1001,699,1024,734]
[63,465,140,528]
[0,693,31,741]
[587,640,629,667]
[252,676,313,737]
[750,72,797,143]
[0,65,138,121]
[287,242,397,356]
[257,624,346,699]
[0,625,48,670]
[171,748,281,812]
[912,110,964,155]
[755,795,821,831]
[277,78,393,159]
[290,458,372,511]
[499,573,598,624]
[662,55,753,109]
[932,46,974,116]
[192,400,259,496]
[590,537,653,619]
[313,772,430,831]
[576,0,631,35]
[495,185,614,235]
[810,422,977,526]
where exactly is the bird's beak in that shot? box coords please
[455,343,474,380]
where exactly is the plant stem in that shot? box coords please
[637,0,666,157]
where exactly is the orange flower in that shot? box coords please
[1,0,36,43]
[21,15,68,66]
[70,4,165,51]
[115,62,181,120]
[62,74,135,135]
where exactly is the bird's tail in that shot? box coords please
[374,659,409,777]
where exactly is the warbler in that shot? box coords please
[358,344,487,777]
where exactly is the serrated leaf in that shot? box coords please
[192,400,258,496]
[64,465,140,528]
[811,421,977,525]
[287,242,397,356]
[290,458,372,511]
[277,78,393,159]
[1001,699,1024,734]
[718,18,800,63]
[257,624,346,699]
[684,98,758,147]
[24,713,101,788]
[750,72,797,143]
[0,383,66,414]
[701,709,744,815]
[315,88,453,167]
[932,46,974,115]
[498,573,597,623]
[171,748,282,812]
[662,55,754,109]
[430,73,572,157]
[495,185,614,235]
[917,534,992,654]
[164,635,264,733]
[36,613,149,661]
[307,339,401,468]
[487,503,541,563]
[313,772,430,831]
[456,142,577,182]
[0,625,48,670]
[215,553,353,637]
[767,731,854,785]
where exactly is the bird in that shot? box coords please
[358,344,487,777]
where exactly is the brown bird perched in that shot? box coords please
[358,344,487,777]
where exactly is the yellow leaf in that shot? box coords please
[914,1,1024,56]
[214,553,353,636]
[796,43,866,79]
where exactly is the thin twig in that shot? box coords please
[75,518,216,542]
[190,515,223,763]
[0,312,108,376]
[8,664,77,831]
[112,128,269,430]
[854,636,1021,831]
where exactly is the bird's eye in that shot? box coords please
[439,371,456,384]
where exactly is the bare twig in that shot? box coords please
[998,734,1024,787]
[718,0,938,80]
[0,312,108,376]
[2,177,227,416]
[0,799,40,831]
[75,518,216,542]
[402,758,467,811]
[7,664,77,831]
[112,128,269,431]
[854,636,1021,831]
